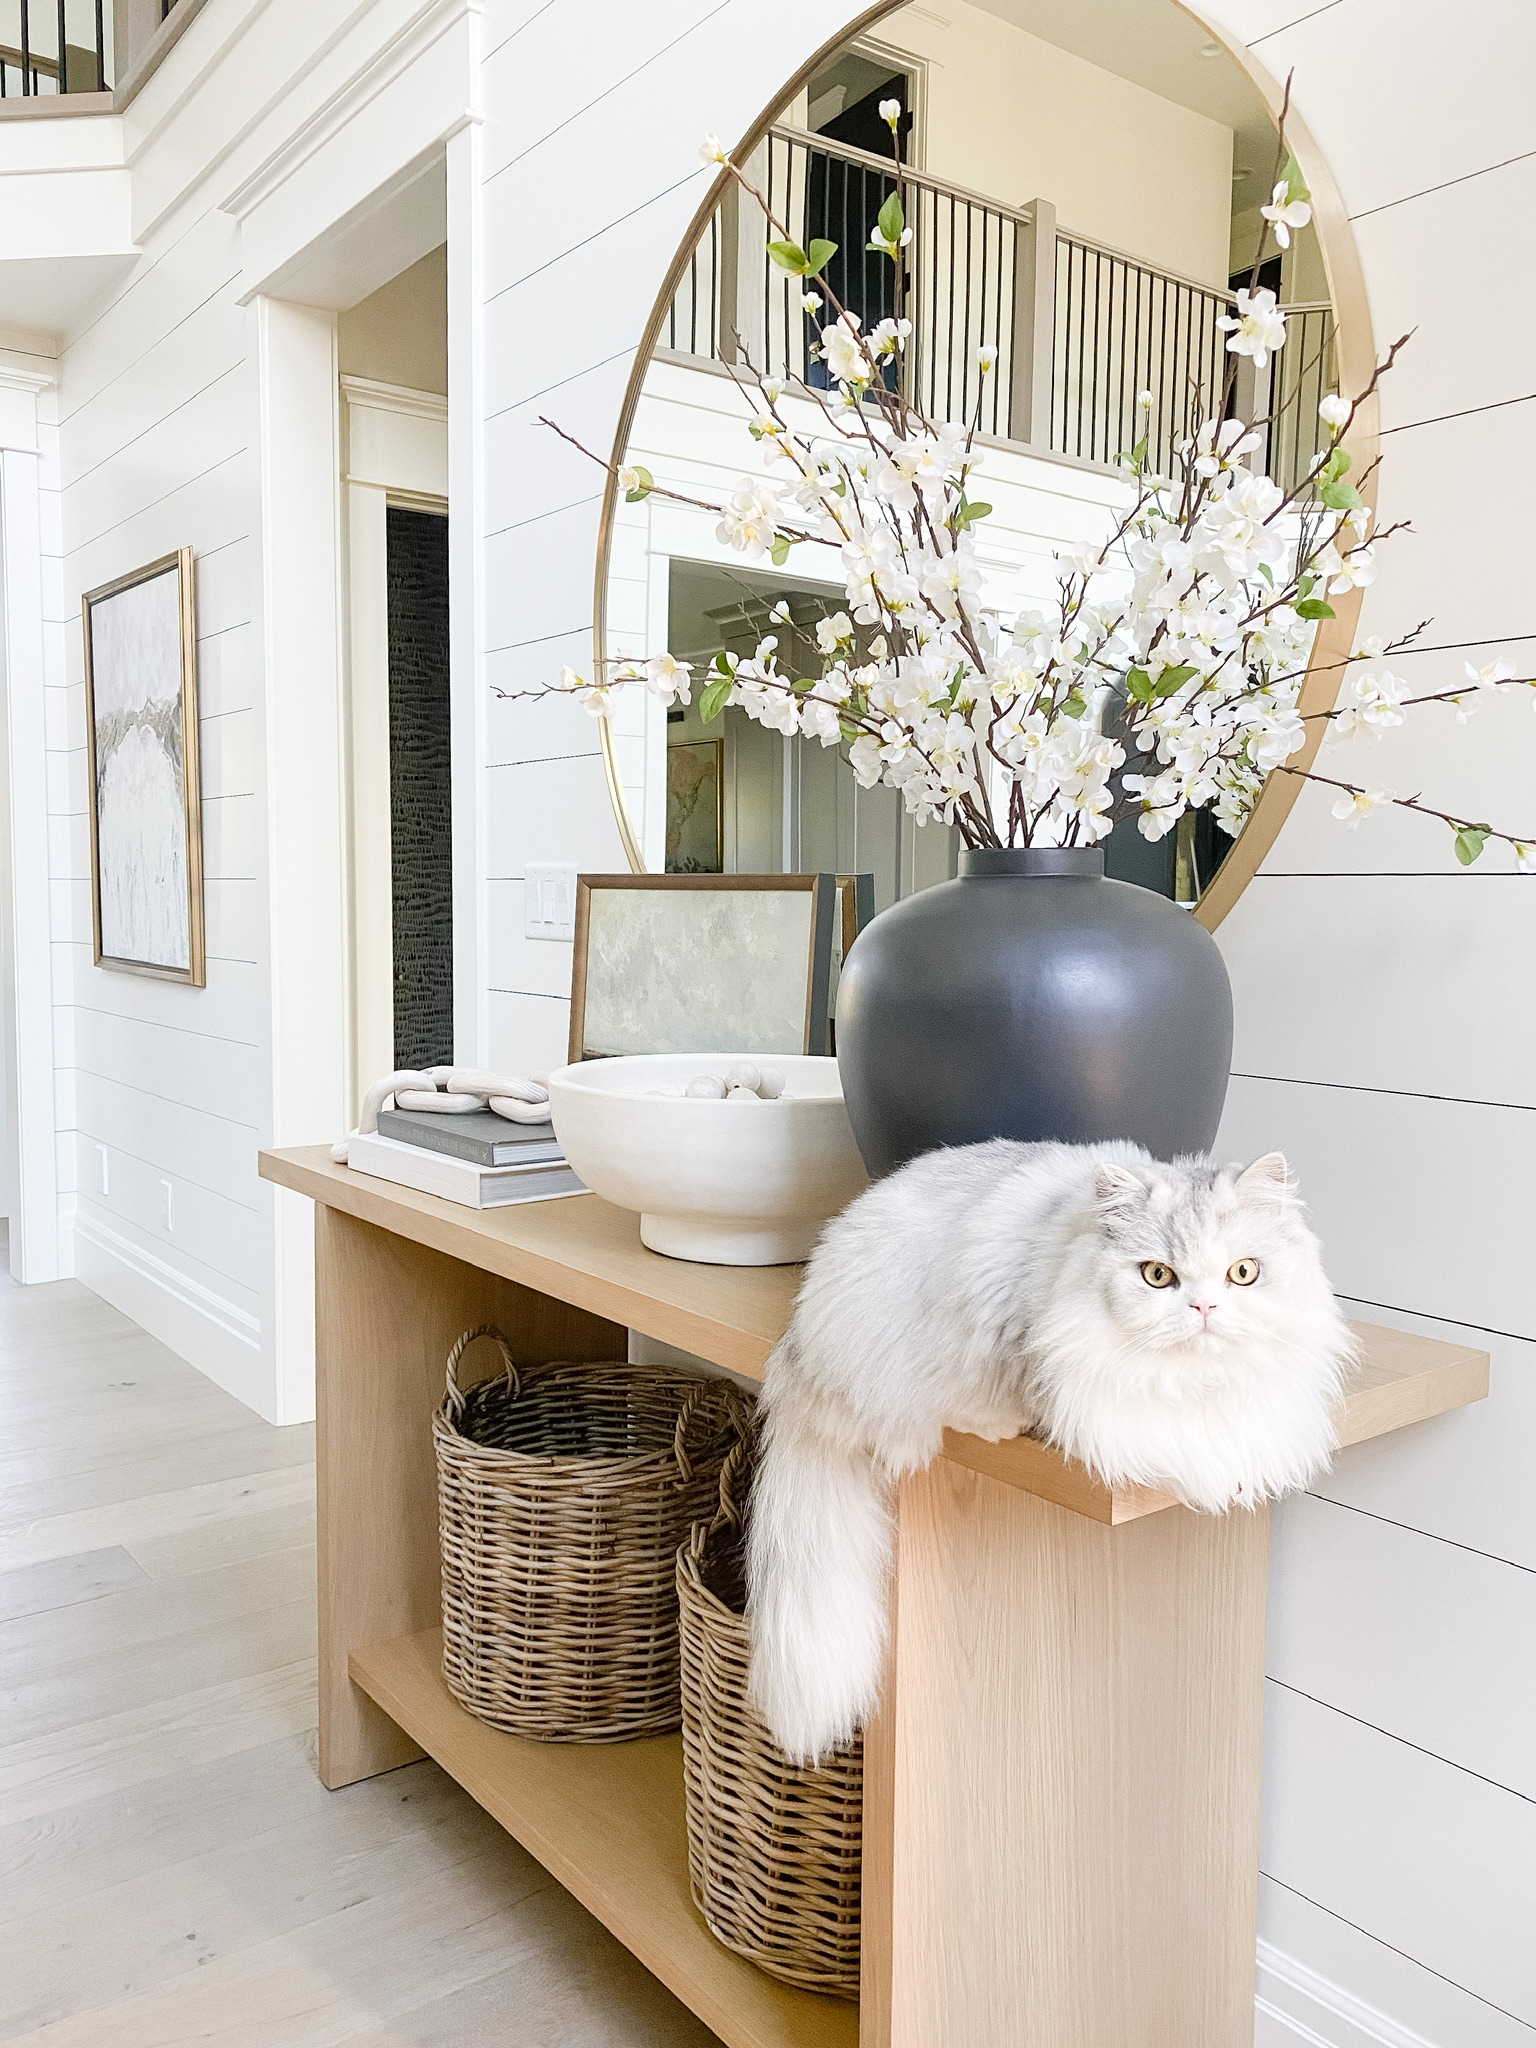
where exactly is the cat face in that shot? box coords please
[1089,1151,1326,1356]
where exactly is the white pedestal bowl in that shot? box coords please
[544,1054,869,1265]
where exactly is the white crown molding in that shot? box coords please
[0,365,55,394]
[340,374,448,422]
[72,1207,261,1348]
[1256,1940,1442,2048]
[220,0,480,223]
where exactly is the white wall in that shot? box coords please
[879,0,1235,284]
[1205,4,1536,2044]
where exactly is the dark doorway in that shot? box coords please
[805,72,910,388]
[385,507,453,1069]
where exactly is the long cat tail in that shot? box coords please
[746,1345,893,1766]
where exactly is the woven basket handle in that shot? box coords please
[687,1420,752,1565]
[444,1325,519,1420]
[671,1381,754,1483]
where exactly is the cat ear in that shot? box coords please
[1093,1162,1146,1214]
[1237,1151,1295,1201]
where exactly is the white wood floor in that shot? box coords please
[0,1254,722,2046]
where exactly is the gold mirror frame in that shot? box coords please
[592,0,1378,932]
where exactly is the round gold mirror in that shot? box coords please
[593,0,1376,932]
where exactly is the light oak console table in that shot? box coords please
[260,1145,1489,2048]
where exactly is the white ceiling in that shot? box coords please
[960,0,1281,198]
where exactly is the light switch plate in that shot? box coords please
[525,862,578,942]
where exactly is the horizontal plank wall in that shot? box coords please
[1208,3,1536,2043]
[40,0,483,1422]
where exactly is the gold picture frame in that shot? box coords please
[82,548,205,985]
[568,873,836,1062]
[665,737,724,874]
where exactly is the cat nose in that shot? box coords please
[1190,1298,1217,1318]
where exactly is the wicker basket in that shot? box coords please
[678,1439,864,1998]
[435,1326,747,1742]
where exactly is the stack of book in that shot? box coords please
[346,1107,587,1209]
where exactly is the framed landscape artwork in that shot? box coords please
[665,738,723,873]
[82,549,205,985]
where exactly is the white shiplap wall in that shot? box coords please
[486,3,1534,2044]
[50,198,271,1407]
[1204,3,1536,2044]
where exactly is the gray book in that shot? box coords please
[376,1106,562,1168]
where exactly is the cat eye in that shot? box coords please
[1227,1258,1260,1286]
[1140,1261,1177,1288]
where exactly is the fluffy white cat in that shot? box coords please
[746,1140,1355,1763]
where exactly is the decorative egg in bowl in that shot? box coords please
[544,1053,868,1265]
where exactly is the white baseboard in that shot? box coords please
[70,1206,274,1421]
[1257,1941,1441,2048]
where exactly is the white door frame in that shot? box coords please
[340,374,449,1113]
[0,363,60,1281]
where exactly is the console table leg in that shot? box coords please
[861,1460,1269,2047]
[313,1205,625,1789]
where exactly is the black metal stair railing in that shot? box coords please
[664,122,1337,500]
[1,0,110,96]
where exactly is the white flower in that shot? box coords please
[698,134,729,166]
[760,378,785,405]
[1137,389,1154,411]
[1328,544,1375,595]
[644,652,692,705]
[1331,784,1394,826]
[1192,416,1262,478]
[801,291,823,314]
[800,692,844,744]
[1259,180,1312,249]
[715,480,781,560]
[1216,287,1288,371]
[869,316,913,359]
[976,343,999,374]
[848,733,884,787]
[821,316,869,385]
[1318,393,1351,432]
[768,599,792,625]
[815,611,853,653]
[1465,659,1515,691]
[878,97,902,130]
[1332,669,1405,741]
[617,465,642,493]
[1514,842,1536,874]
[869,221,914,258]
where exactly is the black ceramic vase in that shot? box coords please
[835,847,1234,1178]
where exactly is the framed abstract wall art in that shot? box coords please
[82,549,205,985]
[568,873,836,1061]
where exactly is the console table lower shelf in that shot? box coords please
[349,1627,856,2048]
[260,1144,1489,2048]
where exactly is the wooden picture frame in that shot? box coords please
[82,547,205,985]
[568,873,836,1062]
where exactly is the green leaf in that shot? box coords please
[839,718,863,744]
[954,498,993,531]
[876,192,905,245]
[1280,153,1311,205]
[1296,598,1336,621]
[1129,434,1149,470]
[1257,561,1274,586]
[623,464,653,503]
[1320,481,1363,512]
[1153,664,1198,697]
[1059,690,1087,720]
[713,650,733,676]
[1125,667,1155,704]
[805,238,838,275]
[699,676,733,723]
[1454,825,1491,867]
[769,534,794,567]
[767,240,811,275]
[1298,572,1317,599]
[1319,446,1352,484]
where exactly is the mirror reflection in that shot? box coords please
[604,0,1337,911]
